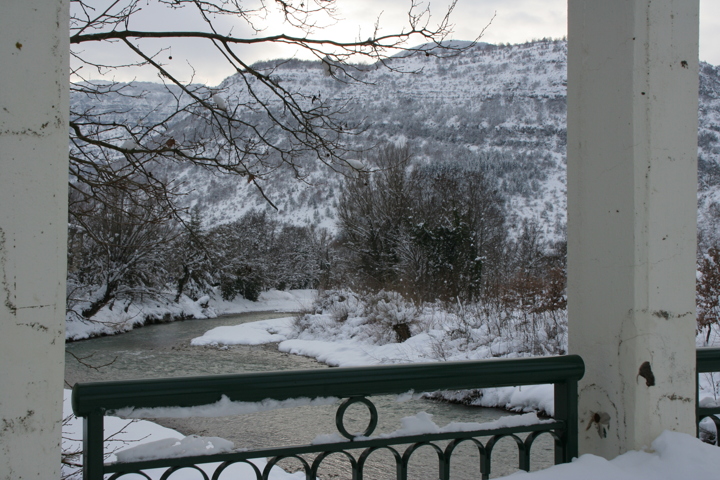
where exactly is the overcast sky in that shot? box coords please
[75,0,720,86]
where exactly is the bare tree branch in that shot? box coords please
[66,0,491,320]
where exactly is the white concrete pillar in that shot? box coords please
[567,0,699,457]
[0,1,69,478]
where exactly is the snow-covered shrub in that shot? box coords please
[292,311,314,333]
[329,298,352,323]
[292,289,421,345]
[293,290,363,333]
[310,290,362,318]
[414,297,568,362]
[444,301,482,344]
[362,290,418,343]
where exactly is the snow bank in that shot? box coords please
[66,294,217,341]
[191,317,296,346]
[498,430,720,480]
[66,289,314,341]
[208,289,314,315]
[62,389,184,478]
[190,295,720,418]
[469,385,556,417]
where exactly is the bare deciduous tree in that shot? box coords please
[66,0,490,317]
[67,187,178,318]
[69,0,488,212]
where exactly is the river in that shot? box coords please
[65,312,554,479]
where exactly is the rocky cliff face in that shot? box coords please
[71,39,720,241]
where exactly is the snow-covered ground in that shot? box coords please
[208,289,315,315]
[505,431,720,479]
[65,289,315,341]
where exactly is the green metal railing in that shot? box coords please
[72,355,585,480]
[697,347,720,445]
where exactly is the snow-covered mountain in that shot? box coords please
[70,39,720,240]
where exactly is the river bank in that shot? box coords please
[65,289,315,341]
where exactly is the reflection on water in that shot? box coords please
[66,312,553,478]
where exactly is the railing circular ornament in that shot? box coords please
[335,396,378,440]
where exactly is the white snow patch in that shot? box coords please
[395,390,419,403]
[212,94,227,111]
[311,433,350,445]
[471,385,556,417]
[496,431,720,480]
[208,289,315,315]
[121,138,139,150]
[115,435,235,462]
[113,394,340,419]
[353,411,551,441]
[344,158,366,171]
[191,317,295,346]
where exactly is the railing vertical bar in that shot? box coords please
[352,458,360,480]
[480,446,490,480]
[438,451,448,480]
[519,440,531,472]
[83,409,104,480]
[439,454,450,480]
[554,379,578,462]
[397,460,407,480]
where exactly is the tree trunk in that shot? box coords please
[82,280,118,318]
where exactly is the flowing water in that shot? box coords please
[65,312,553,479]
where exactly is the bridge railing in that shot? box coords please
[697,347,720,445]
[72,355,585,480]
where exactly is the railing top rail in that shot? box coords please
[72,355,584,417]
[697,347,720,373]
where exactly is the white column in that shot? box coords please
[0,1,69,478]
[567,0,699,457]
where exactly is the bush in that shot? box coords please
[363,290,418,343]
[219,266,263,301]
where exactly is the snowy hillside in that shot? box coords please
[70,39,720,240]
